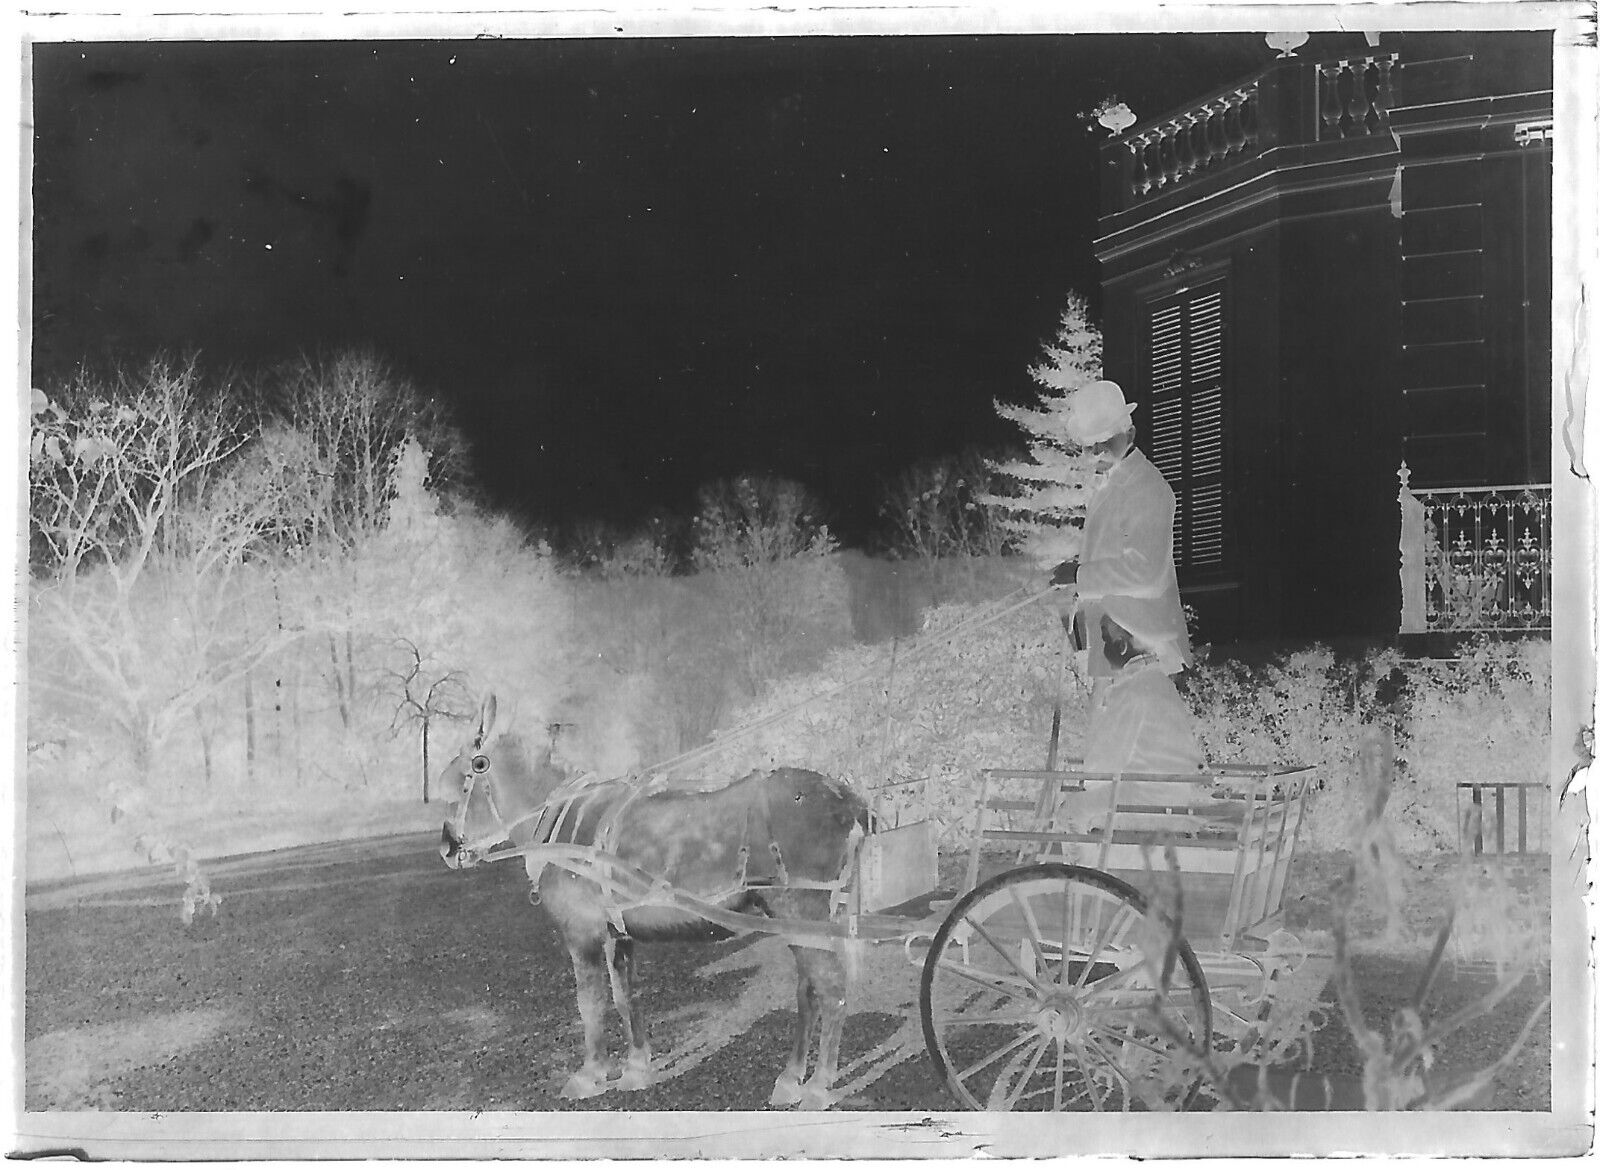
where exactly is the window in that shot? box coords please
[1143,282,1227,569]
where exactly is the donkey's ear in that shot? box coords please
[475,693,498,746]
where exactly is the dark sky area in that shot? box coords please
[33,32,1331,541]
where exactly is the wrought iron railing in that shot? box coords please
[1457,781,1547,856]
[1397,464,1552,634]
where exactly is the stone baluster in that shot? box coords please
[1347,60,1372,136]
[1223,99,1246,155]
[1207,105,1228,161]
[1372,55,1395,128]
[1239,89,1259,150]
[1319,63,1344,138]
[1158,132,1184,188]
[1126,137,1148,197]
[1196,106,1216,169]
[1176,119,1198,179]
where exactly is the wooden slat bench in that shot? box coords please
[965,762,1315,953]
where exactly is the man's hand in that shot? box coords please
[1050,560,1079,587]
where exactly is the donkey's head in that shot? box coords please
[439,694,569,869]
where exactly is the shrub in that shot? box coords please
[875,451,1005,561]
[1398,636,1551,851]
[700,599,1550,859]
[690,476,848,695]
[676,596,1078,837]
[1185,638,1551,853]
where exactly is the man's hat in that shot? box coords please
[1065,380,1137,447]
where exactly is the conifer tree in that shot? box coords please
[982,292,1105,567]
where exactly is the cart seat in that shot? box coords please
[967,762,1315,952]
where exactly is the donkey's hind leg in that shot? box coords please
[770,948,822,1106]
[791,944,851,1111]
[607,933,655,1091]
[560,935,615,1099]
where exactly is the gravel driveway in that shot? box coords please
[23,834,1551,1114]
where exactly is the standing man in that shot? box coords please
[1048,380,1203,778]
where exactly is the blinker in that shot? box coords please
[471,754,491,774]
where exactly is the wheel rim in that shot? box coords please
[920,863,1212,1111]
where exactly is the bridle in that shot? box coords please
[448,746,547,864]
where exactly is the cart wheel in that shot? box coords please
[919,863,1212,1111]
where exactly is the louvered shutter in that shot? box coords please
[1144,283,1228,569]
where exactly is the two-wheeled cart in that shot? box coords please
[502,750,1318,1111]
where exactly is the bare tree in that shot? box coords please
[387,638,473,803]
[29,357,298,783]
[263,351,472,732]
[28,356,298,922]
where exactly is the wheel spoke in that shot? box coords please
[1083,1034,1143,1109]
[943,1007,1035,1028]
[1078,960,1153,1000]
[1067,1039,1107,1111]
[1062,880,1076,981]
[1090,1021,1184,1060]
[1074,902,1133,986]
[991,1033,1052,1110]
[965,915,1050,996]
[935,954,1036,997]
[951,1026,1038,1087]
[1052,1039,1067,1111]
[1007,884,1058,981]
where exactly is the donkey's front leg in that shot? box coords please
[793,946,851,1110]
[560,938,614,1099]
[770,954,821,1107]
[606,933,655,1091]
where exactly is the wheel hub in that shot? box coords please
[1036,990,1086,1042]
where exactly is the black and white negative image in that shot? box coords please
[11,4,1595,1161]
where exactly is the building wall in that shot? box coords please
[1095,37,1552,644]
[1394,122,1553,488]
[1276,202,1403,639]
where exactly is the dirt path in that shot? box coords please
[23,837,1551,1113]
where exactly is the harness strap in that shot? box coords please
[594,780,645,855]
[473,769,862,931]
[768,842,790,887]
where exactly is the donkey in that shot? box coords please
[439,695,872,1109]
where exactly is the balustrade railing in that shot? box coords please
[1315,53,1398,139]
[1121,82,1261,201]
[1103,51,1402,212]
[1397,464,1552,634]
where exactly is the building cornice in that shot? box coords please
[1094,107,1550,268]
[1095,160,1396,267]
[1386,89,1554,137]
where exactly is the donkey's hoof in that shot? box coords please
[797,1083,836,1111]
[559,1070,610,1100]
[616,1064,655,1092]
[768,1073,805,1107]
